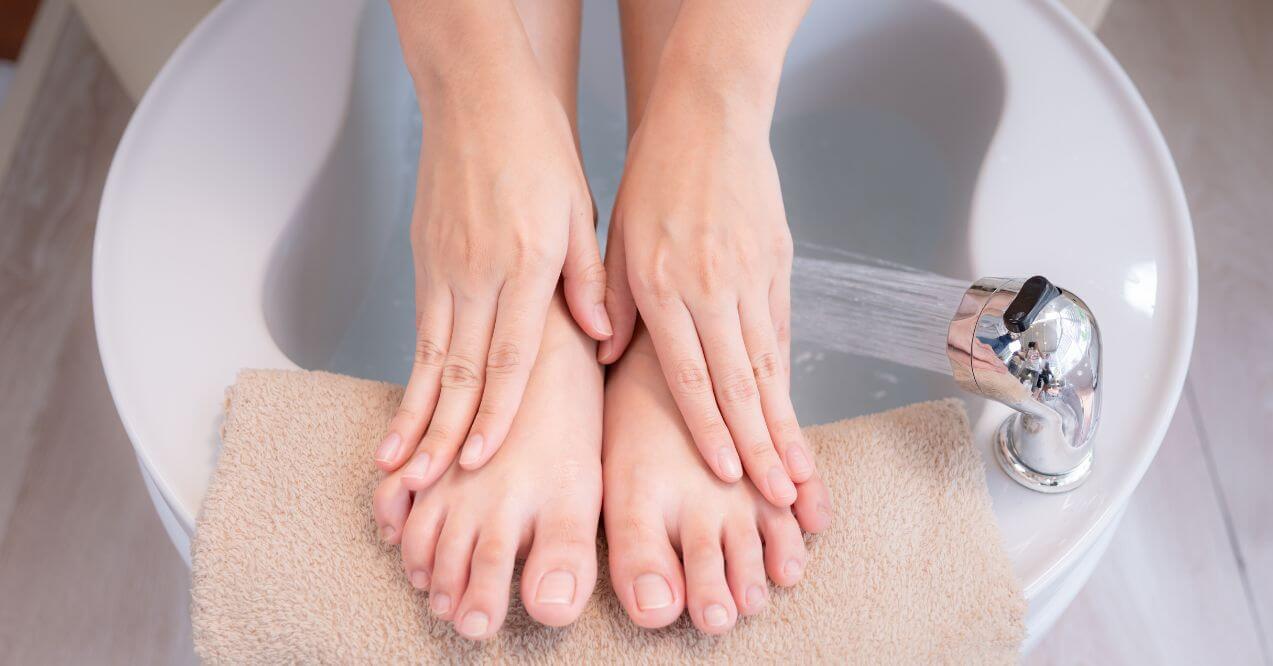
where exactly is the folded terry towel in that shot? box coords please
[192,370,1024,664]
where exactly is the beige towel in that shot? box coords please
[192,370,1024,663]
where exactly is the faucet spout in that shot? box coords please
[947,276,1102,492]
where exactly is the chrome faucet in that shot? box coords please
[946,276,1102,493]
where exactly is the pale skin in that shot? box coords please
[373,0,832,640]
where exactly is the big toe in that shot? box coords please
[604,504,685,629]
[520,500,601,627]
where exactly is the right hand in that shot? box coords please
[373,57,610,489]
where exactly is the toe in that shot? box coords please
[759,508,807,587]
[723,519,768,616]
[792,472,833,534]
[372,469,412,546]
[428,517,477,622]
[605,505,685,629]
[399,496,446,590]
[520,501,600,627]
[680,518,738,634]
[451,519,520,641]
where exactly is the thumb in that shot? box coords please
[561,203,613,341]
[596,214,637,364]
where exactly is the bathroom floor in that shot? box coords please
[0,0,1268,662]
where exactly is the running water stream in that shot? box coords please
[790,248,970,376]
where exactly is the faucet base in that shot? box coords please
[995,415,1092,493]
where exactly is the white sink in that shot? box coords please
[93,0,1195,649]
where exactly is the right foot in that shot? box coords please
[601,325,832,634]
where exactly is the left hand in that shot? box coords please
[599,79,814,508]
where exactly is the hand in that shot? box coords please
[374,34,610,487]
[600,80,813,507]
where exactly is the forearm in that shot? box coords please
[388,0,542,117]
[654,0,810,121]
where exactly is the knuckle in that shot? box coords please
[422,422,451,446]
[776,417,802,445]
[486,342,521,375]
[440,355,482,389]
[693,249,723,294]
[577,260,607,288]
[746,440,776,460]
[751,351,782,383]
[672,360,712,396]
[682,532,720,560]
[474,538,513,567]
[414,337,447,368]
[772,229,794,260]
[718,368,758,404]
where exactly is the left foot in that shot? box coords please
[372,296,603,639]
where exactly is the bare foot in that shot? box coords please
[602,324,832,634]
[373,294,603,640]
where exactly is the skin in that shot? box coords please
[372,0,832,640]
[374,0,611,486]
[602,0,824,508]
[374,293,603,639]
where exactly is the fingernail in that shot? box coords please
[379,525,395,542]
[375,432,402,464]
[718,449,742,481]
[784,559,803,581]
[746,585,766,611]
[786,445,812,479]
[597,339,612,362]
[431,593,452,615]
[410,571,429,589]
[818,501,834,524]
[767,465,797,505]
[459,611,489,638]
[535,570,577,605]
[594,303,614,337]
[403,452,431,480]
[633,573,673,611]
[704,604,730,628]
[459,434,484,467]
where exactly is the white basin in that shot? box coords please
[93,0,1196,649]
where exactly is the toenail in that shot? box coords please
[535,570,576,605]
[459,434,484,467]
[375,432,402,464]
[410,571,429,590]
[786,445,812,478]
[767,465,797,504]
[704,604,730,628]
[430,593,452,615]
[459,611,489,637]
[717,449,742,480]
[784,559,803,581]
[379,525,395,542]
[633,573,673,611]
[746,585,766,610]
[403,452,431,480]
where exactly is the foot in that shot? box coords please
[601,325,832,634]
[373,295,603,640]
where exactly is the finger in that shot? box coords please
[693,304,796,507]
[597,215,637,364]
[637,298,742,483]
[741,297,815,484]
[401,292,497,491]
[562,202,613,341]
[769,271,792,386]
[461,276,556,470]
[375,288,453,472]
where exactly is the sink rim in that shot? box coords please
[92,0,1196,611]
